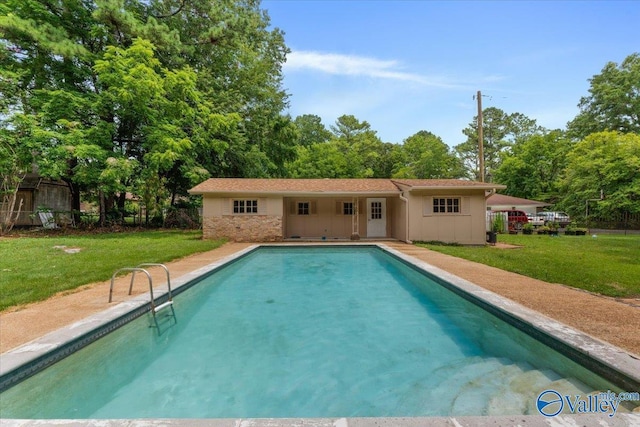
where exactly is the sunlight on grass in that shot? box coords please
[416,234,640,298]
[0,231,225,311]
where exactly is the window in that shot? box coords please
[297,202,310,215]
[233,199,258,214]
[343,202,354,215]
[433,197,460,214]
[370,201,382,219]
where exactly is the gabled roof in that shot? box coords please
[189,178,505,196]
[487,193,550,207]
[392,179,505,191]
[189,178,400,195]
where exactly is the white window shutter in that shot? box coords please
[461,197,471,214]
[289,200,297,215]
[310,200,317,215]
[222,198,231,215]
[258,198,267,214]
[423,196,432,216]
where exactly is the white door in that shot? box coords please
[367,198,386,237]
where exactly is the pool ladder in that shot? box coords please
[108,263,176,331]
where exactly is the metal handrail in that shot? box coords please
[109,268,152,303]
[130,263,172,302]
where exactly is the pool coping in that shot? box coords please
[1,242,639,426]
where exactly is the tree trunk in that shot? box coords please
[99,190,106,227]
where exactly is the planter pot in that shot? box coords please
[523,229,533,235]
[565,230,576,235]
[575,230,587,236]
[548,230,559,236]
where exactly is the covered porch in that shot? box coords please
[283,195,405,241]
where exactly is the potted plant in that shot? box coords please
[522,222,534,235]
[564,225,576,235]
[547,221,559,236]
[536,225,550,235]
[574,227,588,236]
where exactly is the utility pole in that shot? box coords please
[477,90,484,182]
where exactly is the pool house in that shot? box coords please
[189,178,506,245]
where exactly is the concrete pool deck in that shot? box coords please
[1,241,639,426]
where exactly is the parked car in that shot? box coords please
[526,213,545,227]
[492,209,529,231]
[538,211,571,227]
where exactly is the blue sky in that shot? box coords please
[262,0,640,146]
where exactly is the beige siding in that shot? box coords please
[285,197,373,239]
[407,190,487,245]
[388,196,408,242]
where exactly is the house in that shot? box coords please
[486,193,550,215]
[189,178,506,245]
[12,174,73,227]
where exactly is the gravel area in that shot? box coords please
[2,241,639,358]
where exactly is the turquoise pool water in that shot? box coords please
[0,246,617,418]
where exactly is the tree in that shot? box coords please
[286,115,391,178]
[0,115,43,234]
[568,53,640,139]
[293,114,332,146]
[560,131,640,218]
[392,131,464,179]
[493,130,573,202]
[330,114,372,141]
[1,0,292,225]
[455,108,543,180]
[287,142,351,178]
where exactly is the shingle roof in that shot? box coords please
[391,179,505,189]
[189,178,505,195]
[189,178,401,194]
[487,193,550,206]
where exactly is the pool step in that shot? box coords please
[425,357,596,416]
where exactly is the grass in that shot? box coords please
[0,230,225,311]
[416,233,640,298]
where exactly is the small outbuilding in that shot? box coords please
[486,193,550,215]
[13,174,73,227]
[189,178,505,245]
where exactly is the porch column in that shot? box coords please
[351,196,360,240]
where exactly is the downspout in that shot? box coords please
[399,192,411,243]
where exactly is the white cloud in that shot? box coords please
[285,50,463,88]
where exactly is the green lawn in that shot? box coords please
[416,233,640,298]
[0,231,225,311]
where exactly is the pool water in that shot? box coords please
[0,247,617,418]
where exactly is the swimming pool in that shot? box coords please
[1,245,639,420]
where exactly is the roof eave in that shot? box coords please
[189,190,401,197]
[407,184,507,191]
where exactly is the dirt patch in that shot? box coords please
[489,242,523,249]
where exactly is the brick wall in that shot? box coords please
[203,215,283,242]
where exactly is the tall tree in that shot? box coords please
[393,131,464,179]
[455,108,543,180]
[1,0,292,224]
[560,131,640,218]
[287,115,391,178]
[293,114,332,147]
[567,53,640,140]
[493,130,573,202]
